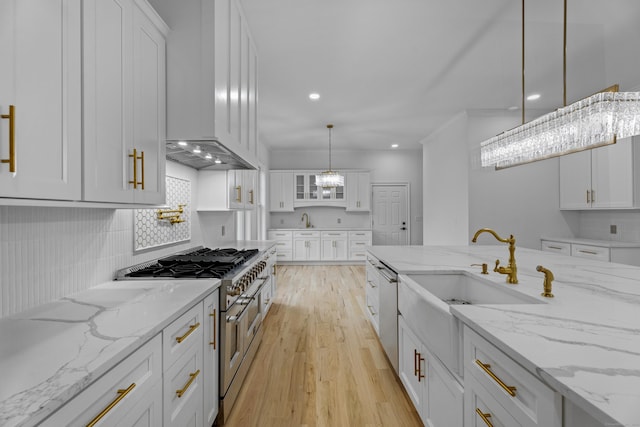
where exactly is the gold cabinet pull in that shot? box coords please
[86,383,136,427]
[176,322,200,343]
[235,185,242,202]
[586,189,590,203]
[128,149,144,189]
[414,349,419,377]
[1,105,16,172]
[249,189,254,204]
[475,408,494,427]
[475,359,517,396]
[272,264,276,275]
[176,369,200,398]
[209,310,216,349]
[417,352,425,382]
[579,249,598,255]
[591,190,595,203]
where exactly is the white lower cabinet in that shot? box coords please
[163,301,205,427]
[349,230,372,260]
[267,230,293,261]
[465,373,521,427]
[261,276,274,316]
[42,334,163,427]
[293,230,321,261]
[320,231,348,261]
[463,326,561,427]
[398,315,463,427]
[365,257,380,333]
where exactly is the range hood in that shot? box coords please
[166,139,254,170]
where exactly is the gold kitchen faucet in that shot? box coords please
[471,228,518,284]
[301,212,311,228]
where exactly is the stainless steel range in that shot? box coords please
[115,245,274,424]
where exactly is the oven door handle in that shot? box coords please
[227,305,250,325]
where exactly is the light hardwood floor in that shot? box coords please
[223,265,423,427]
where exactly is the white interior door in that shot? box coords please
[372,184,409,245]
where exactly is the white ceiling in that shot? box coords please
[239,0,640,152]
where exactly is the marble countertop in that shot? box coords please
[541,235,640,248]
[368,244,640,427]
[0,279,221,427]
[220,240,278,251]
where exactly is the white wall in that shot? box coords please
[421,112,469,245]
[269,148,423,244]
[466,111,579,250]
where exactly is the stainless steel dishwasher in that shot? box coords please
[377,261,399,373]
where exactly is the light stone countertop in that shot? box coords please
[367,244,640,427]
[541,236,640,248]
[268,228,372,231]
[0,279,221,427]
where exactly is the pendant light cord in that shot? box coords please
[563,0,567,107]
[522,0,525,124]
[327,124,333,171]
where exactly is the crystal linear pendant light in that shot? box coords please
[480,0,640,169]
[316,124,344,188]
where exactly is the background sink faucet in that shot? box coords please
[301,212,311,228]
[471,228,518,284]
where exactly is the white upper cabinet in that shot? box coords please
[560,137,640,209]
[0,0,82,200]
[83,0,167,204]
[269,171,294,212]
[293,171,346,207]
[198,169,256,211]
[346,172,371,211]
[150,0,259,168]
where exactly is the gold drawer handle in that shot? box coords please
[176,369,200,398]
[475,408,494,427]
[209,310,216,349]
[578,249,598,255]
[86,383,136,427]
[249,189,254,204]
[475,359,517,396]
[1,105,15,172]
[235,185,242,202]
[176,322,200,343]
[547,246,563,250]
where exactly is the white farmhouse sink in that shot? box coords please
[398,272,543,377]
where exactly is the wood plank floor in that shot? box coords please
[224,265,423,427]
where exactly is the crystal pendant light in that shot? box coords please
[316,124,344,188]
[480,0,640,169]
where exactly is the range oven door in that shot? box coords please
[241,277,267,349]
[221,302,245,396]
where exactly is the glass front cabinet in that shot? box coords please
[294,171,345,207]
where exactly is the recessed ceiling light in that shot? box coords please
[309,93,320,100]
[205,153,212,159]
[527,93,541,101]
[178,141,188,146]
[193,146,201,154]
[214,157,222,164]
[391,144,399,148]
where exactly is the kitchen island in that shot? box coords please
[368,244,640,427]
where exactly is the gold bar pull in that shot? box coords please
[140,150,145,190]
[475,359,517,396]
[86,383,136,427]
[176,322,200,343]
[176,369,200,398]
[128,149,143,189]
[475,408,494,427]
[209,310,216,349]
[249,189,254,204]
[414,349,419,377]
[417,352,425,382]
[1,105,16,172]
[235,185,242,202]
[586,189,590,204]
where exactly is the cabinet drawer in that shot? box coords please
[349,250,368,260]
[464,327,561,427]
[268,230,292,239]
[349,230,372,240]
[571,244,610,261]
[274,239,293,250]
[163,302,204,370]
[465,372,521,427]
[164,338,204,427]
[321,231,348,239]
[293,230,321,238]
[540,240,570,255]
[42,334,162,427]
[276,250,292,261]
